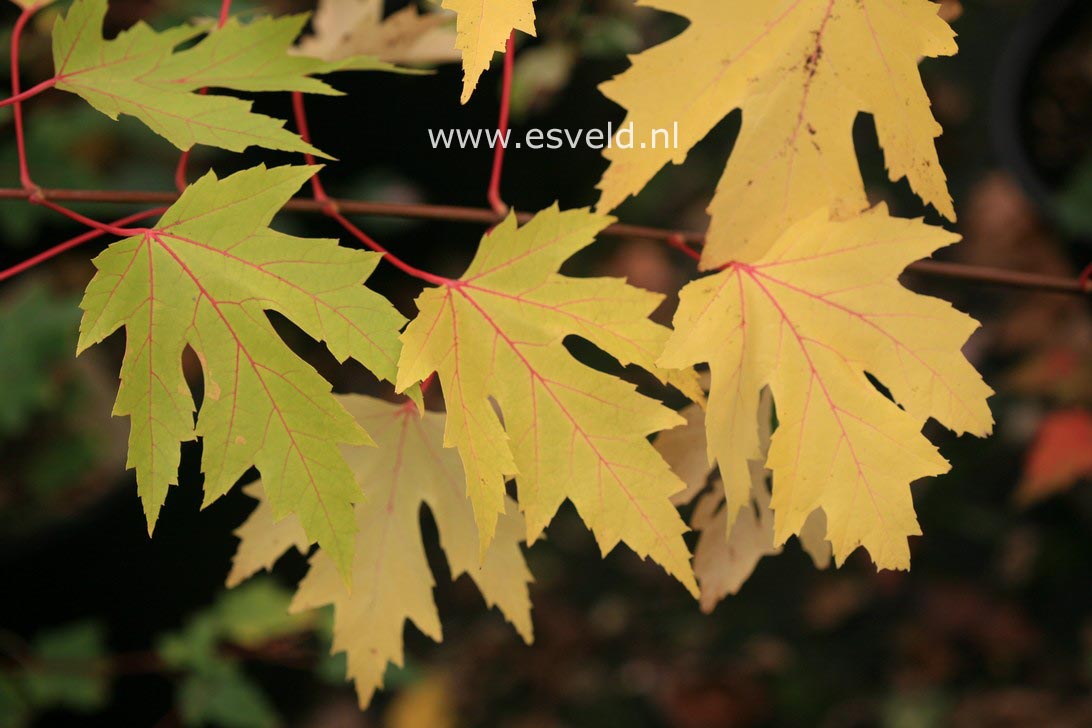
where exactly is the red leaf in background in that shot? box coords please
[1017,409,1092,506]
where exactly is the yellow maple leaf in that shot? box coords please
[596,0,958,267]
[660,206,993,571]
[442,0,536,103]
[397,206,699,596]
[657,390,830,612]
[230,395,533,708]
[226,482,312,588]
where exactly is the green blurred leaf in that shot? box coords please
[0,284,80,437]
[22,621,109,712]
[579,17,642,57]
[158,614,222,673]
[25,432,98,497]
[315,651,348,685]
[213,579,310,648]
[1056,156,1092,237]
[0,677,30,728]
[177,660,279,728]
[157,579,309,672]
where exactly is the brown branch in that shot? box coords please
[0,186,1087,295]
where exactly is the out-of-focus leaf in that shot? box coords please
[22,621,109,713]
[212,579,312,648]
[384,672,455,728]
[177,660,279,728]
[0,285,80,436]
[509,43,575,119]
[1057,157,1092,237]
[298,0,459,67]
[0,677,29,728]
[1006,346,1092,405]
[1017,409,1092,506]
[656,390,830,611]
[579,17,642,58]
[158,579,310,671]
[157,615,221,673]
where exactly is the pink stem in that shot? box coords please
[486,32,515,216]
[0,208,166,282]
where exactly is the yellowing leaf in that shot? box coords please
[276,396,533,708]
[52,0,391,154]
[596,0,958,267]
[299,0,460,67]
[658,391,830,611]
[397,206,698,597]
[78,165,407,578]
[660,206,993,571]
[226,483,312,588]
[442,0,536,103]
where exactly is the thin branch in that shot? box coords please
[32,197,150,237]
[0,186,1087,295]
[0,77,56,109]
[10,2,42,190]
[290,91,449,286]
[290,91,332,202]
[0,208,166,282]
[486,32,516,216]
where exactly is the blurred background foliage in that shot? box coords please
[1,0,1091,726]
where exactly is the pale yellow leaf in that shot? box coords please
[596,0,958,267]
[287,396,532,708]
[657,389,831,610]
[442,0,536,103]
[226,483,310,588]
[660,206,993,571]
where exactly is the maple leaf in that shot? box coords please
[52,0,397,155]
[397,206,699,596]
[1016,409,1092,506]
[442,0,536,103]
[226,482,313,589]
[78,165,407,578]
[660,206,993,570]
[657,391,830,612]
[596,0,959,267]
[298,0,460,67]
[229,395,533,708]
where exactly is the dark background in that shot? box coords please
[1,0,1091,725]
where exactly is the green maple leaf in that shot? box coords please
[52,0,399,155]
[78,164,406,578]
